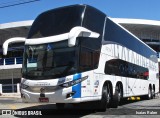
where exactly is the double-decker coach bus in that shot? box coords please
[3,4,159,111]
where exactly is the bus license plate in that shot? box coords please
[39,98,49,102]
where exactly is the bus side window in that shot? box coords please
[93,51,100,68]
[79,48,92,71]
[104,59,119,75]
[104,59,149,80]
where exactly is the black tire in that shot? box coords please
[117,84,123,103]
[147,87,152,100]
[98,85,111,111]
[56,103,65,109]
[110,86,119,108]
[152,89,155,99]
[142,87,153,100]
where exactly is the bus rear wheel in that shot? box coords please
[117,84,123,103]
[152,89,155,98]
[147,87,152,100]
[110,86,119,108]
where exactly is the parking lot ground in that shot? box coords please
[0,94,160,117]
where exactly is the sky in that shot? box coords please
[0,0,160,24]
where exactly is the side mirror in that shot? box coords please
[3,37,26,55]
[68,27,100,47]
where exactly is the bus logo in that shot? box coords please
[40,88,45,93]
[47,44,52,51]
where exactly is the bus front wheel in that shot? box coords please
[99,84,111,111]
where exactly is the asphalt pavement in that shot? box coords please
[0,94,160,118]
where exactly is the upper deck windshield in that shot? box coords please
[28,5,84,39]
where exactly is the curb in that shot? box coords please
[0,93,21,98]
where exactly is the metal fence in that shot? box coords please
[0,57,23,65]
[0,83,20,94]
[2,84,17,93]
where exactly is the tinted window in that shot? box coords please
[104,18,157,62]
[22,41,78,79]
[105,59,149,80]
[79,47,93,71]
[82,6,105,42]
[28,5,85,38]
[79,47,100,72]
[78,6,106,72]
[78,37,101,50]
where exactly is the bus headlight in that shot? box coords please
[59,76,88,88]
[21,83,29,89]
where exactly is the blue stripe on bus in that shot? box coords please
[72,73,81,98]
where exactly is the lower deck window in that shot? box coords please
[105,59,149,80]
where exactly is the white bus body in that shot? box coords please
[3,5,159,110]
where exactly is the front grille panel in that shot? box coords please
[25,86,61,93]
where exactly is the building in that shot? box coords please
[112,18,160,59]
[0,18,160,93]
[0,20,33,93]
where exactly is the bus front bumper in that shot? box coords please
[21,88,81,103]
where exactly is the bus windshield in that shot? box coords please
[22,41,78,79]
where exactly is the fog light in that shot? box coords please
[66,92,76,98]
